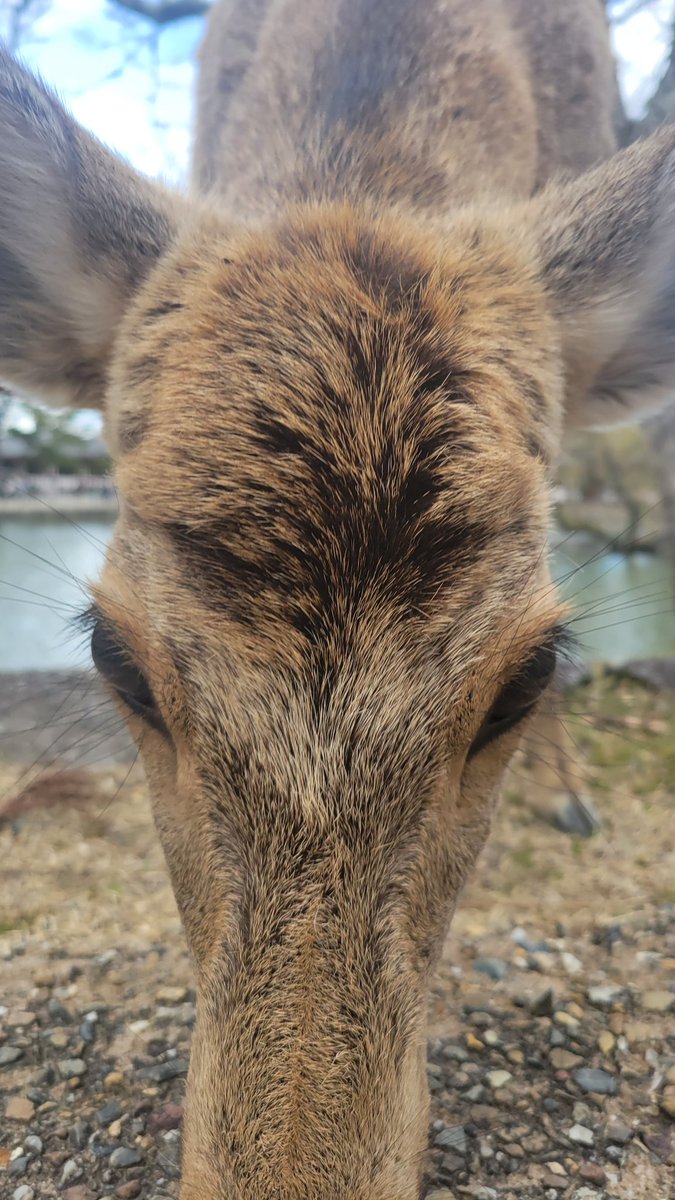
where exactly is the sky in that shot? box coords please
[2,0,675,435]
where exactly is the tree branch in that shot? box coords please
[111,0,211,24]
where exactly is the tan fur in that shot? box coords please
[1,4,675,1196]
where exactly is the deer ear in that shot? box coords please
[535,127,675,430]
[0,50,184,408]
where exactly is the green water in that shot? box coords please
[0,516,673,670]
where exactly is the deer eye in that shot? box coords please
[91,619,165,733]
[469,642,558,759]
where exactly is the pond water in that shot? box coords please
[0,515,673,670]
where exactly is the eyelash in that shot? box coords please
[467,626,571,759]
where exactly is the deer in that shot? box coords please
[1,2,674,1196]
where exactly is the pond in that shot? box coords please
[0,515,673,670]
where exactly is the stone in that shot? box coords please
[12,1188,34,1200]
[115,1183,142,1199]
[554,1011,580,1031]
[659,1093,675,1119]
[579,1163,607,1186]
[573,1068,618,1096]
[5,1097,35,1122]
[97,1100,124,1125]
[0,1046,24,1066]
[57,1058,86,1080]
[606,1119,632,1145]
[642,990,673,1013]
[109,1146,143,1168]
[597,1031,615,1056]
[434,1125,467,1154]
[155,986,188,1004]
[561,953,583,976]
[465,1032,484,1052]
[442,1043,468,1063]
[486,1070,512,1091]
[8,1157,28,1178]
[574,1191,604,1200]
[59,1159,82,1187]
[69,1119,89,1150]
[6,1011,35,1027]
[62,1189,94,1200]
[550,1049,584,1071]
[587,985,625,1009]
[542,1176,567,1192]
[23,1136,42,1156]
[473,959,508,981]
[104,1072,124,1089]
[568,1124,595,1148]
[135,1059,188,1083]
[530,988,555,1017]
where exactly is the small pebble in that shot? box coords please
[57,1058,86,1080]
[568,1124,595,1148]
[104,1071,124,1089]
[550,1049,584,1071]
[579,1163,607,1186]
[5,1097,35,1122]
[597,1031,615,1056]
[473,959,508,981]
[606,1118,632,1145]
[486,1070,512,1090]
[8,1158,29,1178]
[0,1046,24,1066]
[109,1146,143,1168]
[23,1136,42,1157]
[560,953,583,976]
[12,1187,34,1200]
[587,984,624,1009]
[574,1067,618,1096]
[115,1183,142,1199]
[554,1010,580,1031]
[97,1101,124,1125]
[155,986,188,1004]
[434,1125,467,1154]
[530,988,555,1017]
[641,990,673,1013]
[59,1159,82,1187]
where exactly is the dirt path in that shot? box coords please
[0,677,673,1199]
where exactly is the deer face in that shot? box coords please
[2,52,675,1200]
[84,210,563,1196]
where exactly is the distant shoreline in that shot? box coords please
[0,494,118,517]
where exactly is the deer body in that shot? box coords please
[1,4,674,1198]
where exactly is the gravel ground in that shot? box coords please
[0,675,673,1200]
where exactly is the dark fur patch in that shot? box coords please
[169,318,490,638]
[117,405,150,453]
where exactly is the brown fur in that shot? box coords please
[1,4,675,1196]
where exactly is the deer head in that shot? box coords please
[1,49,674,1199]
